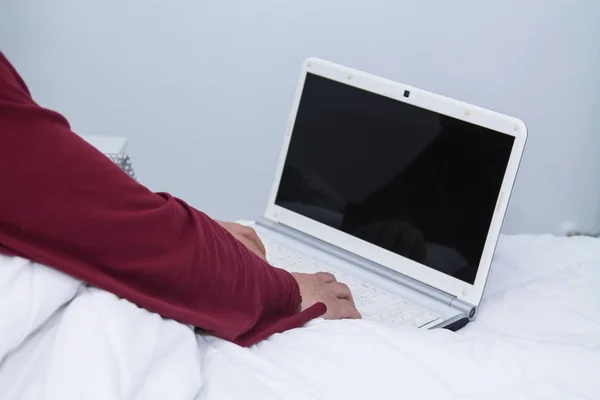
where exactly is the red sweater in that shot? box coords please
[0,52,324,346]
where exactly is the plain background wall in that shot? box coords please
[1,0,599,234]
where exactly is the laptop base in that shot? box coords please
[256,218,476,331]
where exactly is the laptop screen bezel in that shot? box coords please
[264,57,527,306]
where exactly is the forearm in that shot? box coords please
[0,54,302,343]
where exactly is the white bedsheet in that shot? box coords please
[1,234,599,399]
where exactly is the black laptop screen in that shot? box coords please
[275,73,515,284]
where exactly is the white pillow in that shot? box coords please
[0,254,82,363]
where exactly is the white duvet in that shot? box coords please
[1,234,599,399]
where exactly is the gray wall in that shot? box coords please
[1,0,599,234]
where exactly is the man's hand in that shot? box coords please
[216,220,267,260]
[291,272,361,320]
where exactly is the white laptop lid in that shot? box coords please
[265,57,527,306]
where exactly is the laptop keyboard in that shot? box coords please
[262,237,440,328]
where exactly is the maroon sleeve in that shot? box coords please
[0,52,325,346]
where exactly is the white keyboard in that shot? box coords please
[263,237,440,328]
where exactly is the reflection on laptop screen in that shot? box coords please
[275,73,515,284]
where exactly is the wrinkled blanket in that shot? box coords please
[1,234,599,399]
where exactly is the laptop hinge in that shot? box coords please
[257,218,467,310]
[449,297,478,320]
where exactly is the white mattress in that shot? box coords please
[1,234,599,399]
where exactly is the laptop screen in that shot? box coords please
[275,73,515,284]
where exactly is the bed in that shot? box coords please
[1,233,599,399]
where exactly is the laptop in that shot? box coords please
[254,57,527,330]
